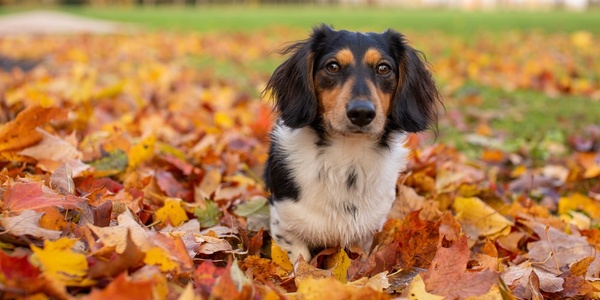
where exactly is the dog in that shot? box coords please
[263,25,440,263]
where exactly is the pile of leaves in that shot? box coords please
[0,29,599,299]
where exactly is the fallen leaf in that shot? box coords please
[422,235,499,299]
[4,181,86,212]
[523,219,600,277]
[30,237,93,286]
[49,162,75,195]
[18,128,82,163]
[128,135,156,169]
[194,199,221,228]
[453,197,512,239]
[271,239,293,275]
[0,105,67,152]
[558,193,600,220]
[295,276,391,300]
[406,274,444,300]
[1,210,62,240]
[85,272,155,300]
[323,249,351,283]
[502,263,564,298]
[155,197,189,227]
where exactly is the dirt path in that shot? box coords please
[0,10,132,36]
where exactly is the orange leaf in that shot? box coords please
[0,105,67,152]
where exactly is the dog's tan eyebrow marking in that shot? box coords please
[335,49,355,66]
[363,48,383,65]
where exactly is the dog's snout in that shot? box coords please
[346,100,376,127]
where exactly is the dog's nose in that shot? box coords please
[346,100,376,127]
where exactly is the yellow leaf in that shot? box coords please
[144,247,179,272]
[271,239,293,275]
[296,277,390,300]
[155,198,189,226]
[30,237,92,286]
[214,112,234,129]
[407,274,444,300]
[558,193,600,221]
[128,135,156,169]
[324,249,351,283]
[453,197,512,239]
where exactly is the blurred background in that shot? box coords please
[0,0,599,163]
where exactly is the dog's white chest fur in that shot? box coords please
[269,123,408,260]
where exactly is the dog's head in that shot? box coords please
[265,25,440,137]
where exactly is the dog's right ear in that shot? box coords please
[264,25,333,128]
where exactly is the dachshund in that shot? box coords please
[263,25,440,263]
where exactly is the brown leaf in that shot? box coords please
[294,255,334,286]
[421,235,500,299]
[502,263,564,298]
[556,257,597,298]
[88,230,145,279]
[523,219,600,276]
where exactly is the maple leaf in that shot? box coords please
[502,263,565,298]
[421,235,500,299]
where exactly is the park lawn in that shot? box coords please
[63,6,600,35]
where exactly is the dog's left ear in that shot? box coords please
[385,30,441,133]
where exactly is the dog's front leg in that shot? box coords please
[270,209,312,263]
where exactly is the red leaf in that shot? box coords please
[4,181,86,212]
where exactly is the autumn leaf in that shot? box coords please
[522,219,600,277]
[155,197,189,226]
[4,181,86,212]
[1,209,62,240]
[85,272,156,300]
[421,235,500,299]
[30,237,93,286]
[271,239,293,275]
[453,196,512,240]
[295,277,391,300]
[0,105,67,152]
[194,199,221,228]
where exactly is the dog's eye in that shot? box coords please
[325,62,341,74]
[376,64,392,76]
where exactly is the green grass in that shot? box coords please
[2,6,600,35]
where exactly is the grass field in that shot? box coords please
[3,6,600,35]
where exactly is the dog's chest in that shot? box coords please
[272,125,408,246]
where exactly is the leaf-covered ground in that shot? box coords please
[0,26,599,299]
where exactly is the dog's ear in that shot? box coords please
[264,25,333,128]
[385,29,440,133]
